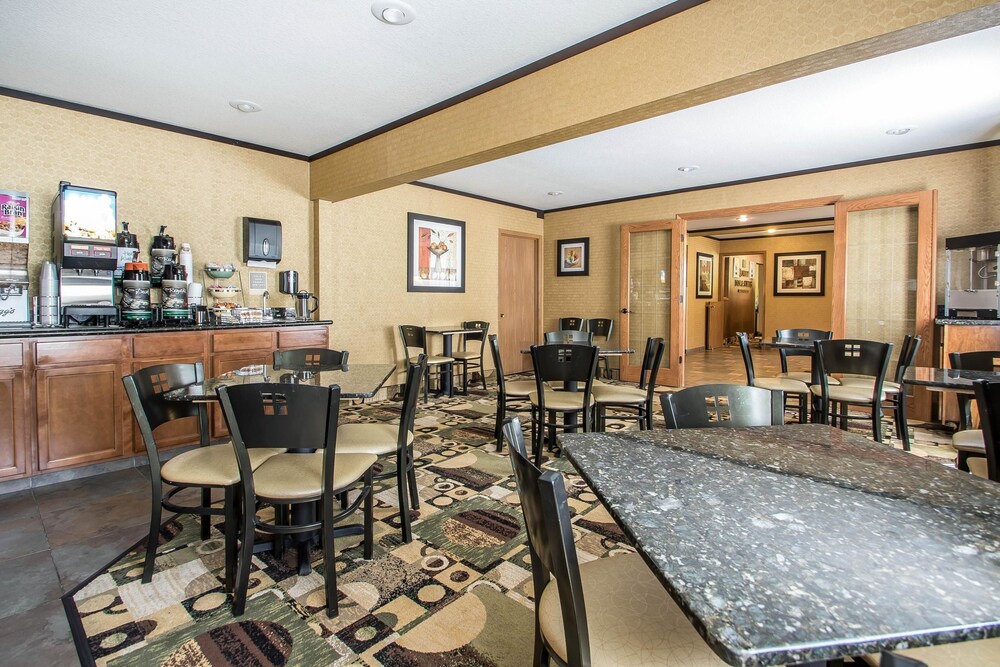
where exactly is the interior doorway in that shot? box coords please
[721,253,765,340]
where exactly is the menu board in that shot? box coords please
[61,187,116,241]
[0,190,29,244]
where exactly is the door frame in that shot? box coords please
[498,228,543,375]
[619,219,687,387]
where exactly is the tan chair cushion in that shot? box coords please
[777,372,841,386]
[504,379,536,397]
[529,388,595,412]
[810,384,885,403]
[161,444,284,487]
[538,553,726,666]
[252,451,377,500]
[753,377,810,395]
[953,429,985,453]
[592,384,647,405]
[337,423,412,456]
[861,637,1000,666]
[451,350,481,360]
[410,354,453,365]
[837,376,901,394]
[547,379,607,391]
[968,456,990,480]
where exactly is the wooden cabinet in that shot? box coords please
[0,343,26,480]
[937,323,1000,424]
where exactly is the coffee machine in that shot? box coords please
[52,182,119,326]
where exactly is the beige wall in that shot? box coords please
[685,235,721,349]
[1,96,313,308]
[717,233,835,337]
[545,145,1000,348]
[315,185,542,377]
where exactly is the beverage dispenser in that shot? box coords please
[944,232,1000,320]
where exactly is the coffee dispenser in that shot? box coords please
[51,182,118,324]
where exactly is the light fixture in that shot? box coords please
[677,165,699,173]
[767,228,777,234]
[737,214,749,223]
[229,100,262,113]
[886,127,914,135]
[547,191,564,196]
[372,1,415,25]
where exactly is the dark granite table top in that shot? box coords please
[903,366,1000,392]
[163,363,395,401]
[0,319,331,339]
[935,318,1000,326]
[560,424,1000,666]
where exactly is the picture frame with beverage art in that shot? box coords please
[696,252,714,298]
[557,237,589,276]
[773,250,825,296]
[407,212,466,292]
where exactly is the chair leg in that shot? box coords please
[323,491,338,619]
[423,368,430,403]
[838,402,849,431]
[397,453,413,544]
[406,446,420,509]
[462,362,469,395]
[142,482,164,584]
[363,470,374,560]
[223,485,237,592]
[201,488,212,540]
[232,490,255,616]
[480,359,488,390]
[274,504,286,558]
[798,394,807,424]
[872,404,884,443]
[495,396,505,452]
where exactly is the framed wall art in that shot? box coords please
[773,250,825,296]
[556,237,589,276]
[407,212,466,292]
[696,252,714,299]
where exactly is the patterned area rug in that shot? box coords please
[64,381,961,666]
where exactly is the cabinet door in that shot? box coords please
[210,354,272,439]
[277,327,329,350]
[37,363,125,471]
[131,356,205,452]
[0,369,26,479]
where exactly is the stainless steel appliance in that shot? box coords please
[944,232,1000,319]
[279,270,298,295]
[52,182,117,323]
[294,291,318,320]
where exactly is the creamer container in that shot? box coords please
[178,243,193,285]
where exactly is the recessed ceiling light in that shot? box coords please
[677,166,699,173]
[229,100,262,113]
[886,127,914,135]
[547,191,564,196]
[767,228,777,234]
[737,214,749,223]
[372,1,415,25]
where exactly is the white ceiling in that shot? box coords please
[2,3,997,220]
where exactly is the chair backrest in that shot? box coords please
[501,417,590,666]
[950,350,1000,372]
[893,335,921,384]
[585,318,613,340]
[488,334,508,395]
[273,347,348,370]
[398,324,428,354]
[531,343,598,387]
[736,332,758,384]
[972,379,1000,483]
[775,328,831,368]
[123,363,206,463]
[815,339,893,403]
[397,354,428,448]
[558,317,584,331]
[638,337,665,393]
[461,320,489,348]
[661,383,783,428]
[544,330,594,345]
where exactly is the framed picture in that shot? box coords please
[407,212,466,292]
[774,250,826,296]
[557,237,589,276]
[695,252,714,298]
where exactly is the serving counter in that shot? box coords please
[0,320,332,485]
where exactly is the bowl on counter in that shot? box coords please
[204,264,236,279]
[208,285,240,299]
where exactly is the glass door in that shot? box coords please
[618,220,686,386]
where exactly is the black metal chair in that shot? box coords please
[399,324,453,402]
[500,416,726,666]
[337,355,426,543]
[558,316,584,331]
[661,383,784,428]
[738,332,809,423]
[273,347,348,370]
[123,363,285,586]
[217,382,375,617]
[812,339,893,442]
[528,343,598,465]
[970,378,1000,483]
[488,334,535,452]
[453,320,489,393]
[544,330,594,345]
[586,318,614,378]
[593,337,663,431]
[950,350,1000,430]
[775,328,833,384]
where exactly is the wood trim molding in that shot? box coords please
[678,195,842,221]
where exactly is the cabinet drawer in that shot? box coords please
[278,327,329,350]
[36,338,123,365]
[213,330,274,353]
[0,342,23,367]
[133,331,206,358]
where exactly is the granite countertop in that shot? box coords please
[560,424,1000,666]
[936,318,1000,325]
[164,362,395,401]
[0,319,332,339]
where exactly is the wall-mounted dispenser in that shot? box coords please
[243,217,282,268]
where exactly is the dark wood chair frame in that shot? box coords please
[661,383,784,428]
[217,382,374,617]
[737,331,808,423]
[529,343,599,466]
[273,347,349,370]
[123,362,237,587]
[585,318,614,379]
[399,324,452,402]
[814,339,893,442]
[880,334,921,449]
[775,328,832,378]
[972,378,1000,483]
[557,317,585,331]
[595,336,664,431]
[489,334,531,452]
[454,320,489,393]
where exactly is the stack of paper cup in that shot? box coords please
[187,282,203,307]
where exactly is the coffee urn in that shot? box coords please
[150,225,175,286]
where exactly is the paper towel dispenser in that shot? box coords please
[243,217,282,266]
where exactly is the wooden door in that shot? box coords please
[619,219,686,386]
[0,368,26,479]
[833,190,937,420]
[498,230,542,374]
